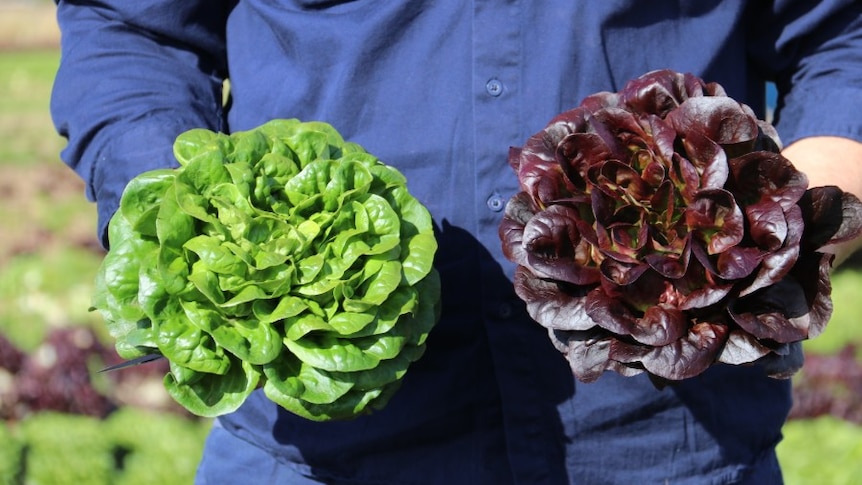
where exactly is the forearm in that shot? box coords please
[782,136,862,265]
[51,1,229,246]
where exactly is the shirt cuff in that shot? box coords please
[92,121,185,247]
[775,86,862,147]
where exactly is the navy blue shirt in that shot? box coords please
[52,1,862,483]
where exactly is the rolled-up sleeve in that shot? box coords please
[749,0,862,145]
[50,1,231,246]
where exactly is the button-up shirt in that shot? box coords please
[52,1,862,483]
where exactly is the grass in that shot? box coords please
[3,44,862,484]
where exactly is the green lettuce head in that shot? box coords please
[92,119,441,420]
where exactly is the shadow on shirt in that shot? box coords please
[269,220,576,484]
[265,219,792,482]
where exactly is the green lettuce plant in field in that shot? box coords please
[19,412,113,485]
[0,421,22,484]
[778,416,862,484]
[92,119,440,420]
[2,409,209,485]
[107,407,210,485]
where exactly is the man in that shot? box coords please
[52,1,862,483]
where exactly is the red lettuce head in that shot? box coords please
[500,70,862,383]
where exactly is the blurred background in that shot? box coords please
[0,1,861,484]
[0,2,210,484]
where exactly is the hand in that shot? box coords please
[783,136,862,266]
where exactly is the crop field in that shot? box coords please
[0,39,211,484]
[1,8,861,484]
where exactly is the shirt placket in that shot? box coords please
[472,1,570,483]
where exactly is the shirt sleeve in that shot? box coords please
[748,0,862,146]
[50,1,231,247]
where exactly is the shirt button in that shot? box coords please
[485,78,503,97]
[498,302,513,319]
[487,193,505,212]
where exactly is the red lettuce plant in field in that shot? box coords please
[0,328,179,421]
[789,345,862,424]
[500,69,862,383]
[1,328,114,419]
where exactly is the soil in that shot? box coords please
[0,4,60,51]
